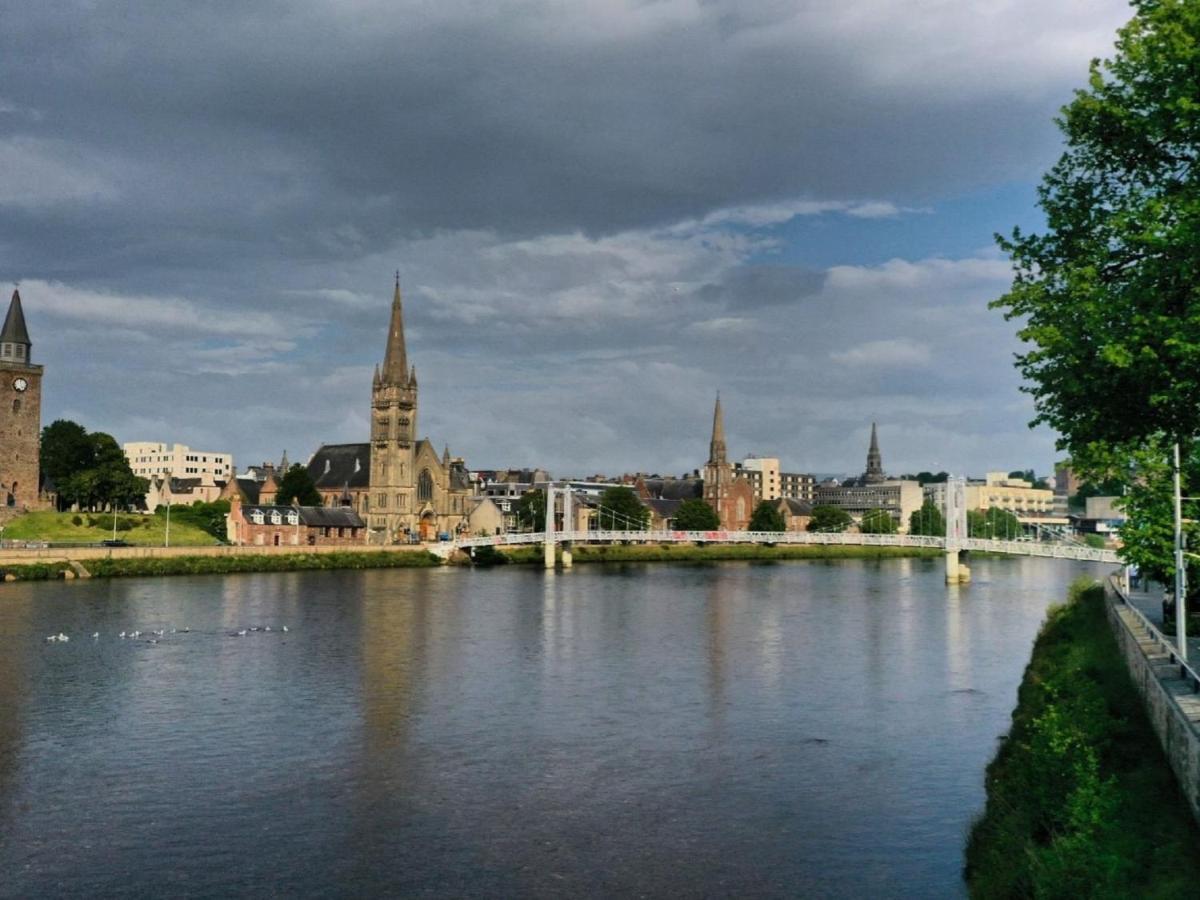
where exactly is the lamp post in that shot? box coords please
[165,500,171,548]
[1175,442,1188,662]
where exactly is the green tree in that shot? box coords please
[748,500,785,532]
[969,507,1023,540]
[275,463,322,506]
[40,419,95,489]
[860,508,897,534]
[674,498,720,530]
[89,432,147,509]
[993,2,1200,467]
[807,505,851,533]
[515,488,545,530]
[597,486,650,530]
[908,501,946,536]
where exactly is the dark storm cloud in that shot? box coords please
[1,0,1133,475]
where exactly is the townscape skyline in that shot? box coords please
[1,0,1135,476]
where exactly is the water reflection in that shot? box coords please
[0,557,1109,898]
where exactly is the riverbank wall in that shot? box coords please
[1105,576,1200,824]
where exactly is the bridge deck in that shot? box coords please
[450,529,1119,563]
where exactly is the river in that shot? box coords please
[0,556,1106,898]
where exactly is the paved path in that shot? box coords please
[1124,581,1200,663]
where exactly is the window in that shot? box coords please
[287,512,299,525]
[251,511,264,525]
[418,469,434,502]
[270,511,282,525]
[377,493,387,509]
[11,399,18,414]
[14,344,24,359]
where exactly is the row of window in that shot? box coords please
[249,510,300,526]
[0,342,26,360]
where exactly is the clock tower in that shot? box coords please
[0,288,43,511]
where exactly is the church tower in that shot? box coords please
[0,288,44,511]
[863,421,885,484]
[369,274,419,538]
[702,393,752,529]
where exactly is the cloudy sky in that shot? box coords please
[2,0,1133,479]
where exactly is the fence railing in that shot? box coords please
[1109,572,1200,693]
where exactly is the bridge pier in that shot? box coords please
[561,489,573,569]
[945,550,970,584]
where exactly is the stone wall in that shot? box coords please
[0,542,435,566]
[1106,579,1200,824]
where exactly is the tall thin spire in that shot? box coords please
[1,288,31,363]
[709,392,727,465]
[864,421,885,484]
[381,271,409,384]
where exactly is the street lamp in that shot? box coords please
[1174,442,1188,662]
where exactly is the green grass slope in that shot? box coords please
[2,511,219,546]
[964,579,1200,898]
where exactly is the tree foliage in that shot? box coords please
[969,507,1024,540]
[44,424,147,511]
[807,505,851,533]
[515,488,545,530]
[596,486,650,530]
[674,498,720,530]
[993,1,1200,460]
[275,464,322,506]
[908,501,946,536]
[748,501,786,532]
[859,508,897,534]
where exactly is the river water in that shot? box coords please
[0,556,1105,898]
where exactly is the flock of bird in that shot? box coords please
[44,624,289,644]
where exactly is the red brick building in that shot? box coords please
[226,495,366,546]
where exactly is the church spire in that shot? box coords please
[381,271,409,384]
[708,392,727,465]
[864,421,885,484]
[1,288,31,363]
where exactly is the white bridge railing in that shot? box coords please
[449,529,1120,563]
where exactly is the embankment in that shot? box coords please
[964,579,1200,898]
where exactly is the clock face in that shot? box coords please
[12,377,27,393]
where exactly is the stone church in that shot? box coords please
[307,277,472,543]
[0,289,45,514]
[702,393,755,530]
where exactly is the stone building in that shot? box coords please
[812,424,922,529]
[0,289,44,512]
[123,442,234,488]
[701,394,755,530]
[226,494,366,546]
[307,443,370,514]
[365,276,472,542]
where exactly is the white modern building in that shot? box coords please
[123,442,234,487]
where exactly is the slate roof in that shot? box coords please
[1,289,30,345]
[641,477,703,501]
[777,498,813,516]
[308,443,370,490]
[645,498,684,518]
[234,477,262,504]
[242,505,365,528]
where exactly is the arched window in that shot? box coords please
[11,399,19,414]
[418,469,434,502]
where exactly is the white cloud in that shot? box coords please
[830,338,931,368]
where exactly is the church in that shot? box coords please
[306,277,472,543]
[0,289,46,514]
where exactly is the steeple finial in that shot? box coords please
[381,273,409,383]
[708,392,727,465]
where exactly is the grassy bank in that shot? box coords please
[964,579,1200,898]
[473,543,941,565]
[0,561,72,581]
[82,550,441,578]
[3,511,218,546]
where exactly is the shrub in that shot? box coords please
[71,515,82,526]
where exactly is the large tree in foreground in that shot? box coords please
[993,0,1200,467]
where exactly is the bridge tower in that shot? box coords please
[544,484,557,569]
[944,476,970,584]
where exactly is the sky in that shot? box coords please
[1,0,1136,479]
